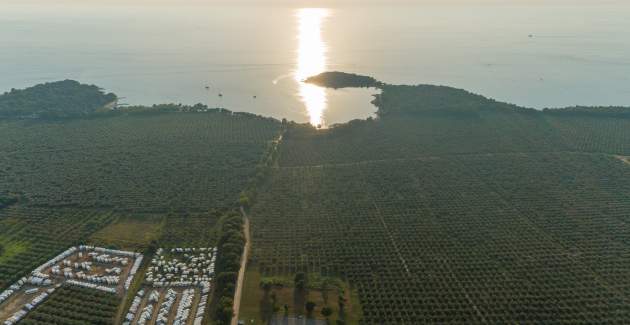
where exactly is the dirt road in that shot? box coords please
[231,207,251,325]
[616,155,630,165]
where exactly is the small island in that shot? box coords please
[304,71,381,89]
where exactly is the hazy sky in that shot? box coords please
[5,0,628,5]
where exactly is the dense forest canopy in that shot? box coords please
[0,194,17,209]
[1,76,630,324]
[251,72,630,324]
[0,80,117,118]
[374,84,528,116]
[0,111,281,213]
[19,285,120,324]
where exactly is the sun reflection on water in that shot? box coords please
[295,8,329,127]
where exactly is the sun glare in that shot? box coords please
[295,8,329,127]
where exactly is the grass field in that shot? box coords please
[0,239,29,264]
[89,215,164,251]
[240,266,361,324]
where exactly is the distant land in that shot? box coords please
[0,80,117,118]
[2,72,629,122]
[305,71,630,118]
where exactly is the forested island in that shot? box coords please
[305,71,380,89]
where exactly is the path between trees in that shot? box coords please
[277,151,624,170]
[616,155,630,165]
[231,207,251,325]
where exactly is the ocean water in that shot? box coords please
[1,2,630,126]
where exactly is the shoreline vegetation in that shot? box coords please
[1,73,628,124]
